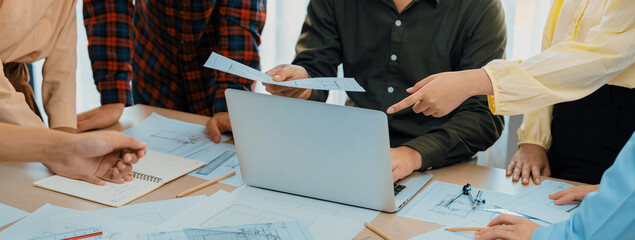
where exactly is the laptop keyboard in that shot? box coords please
[394,184,406,196]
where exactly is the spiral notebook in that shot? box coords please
[33,150,205,207]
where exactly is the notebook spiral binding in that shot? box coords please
[132,171,163,183]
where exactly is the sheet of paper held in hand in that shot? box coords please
[204,52,366,92]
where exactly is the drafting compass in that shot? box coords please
[445,183,486,208]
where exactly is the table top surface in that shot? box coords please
[0,104,582,239]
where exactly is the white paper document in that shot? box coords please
[231,186,379,223]
[161,191,362,240]
[0,204,156,240]
[87,195,206,226]
[500,180,578,224]
[397,181,512,226]
[122,113,243,186]
[31,227,104,240]
[138,221,314,240]
[0,203,28,228]
[204,52,365,92]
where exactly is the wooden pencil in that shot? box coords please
[446,227,487,232]
[364,222,394,240]
[176,171,236,198]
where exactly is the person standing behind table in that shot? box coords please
[78,0,266,143]
[0,0,79,134]
[387,0,635,185]
[263,0,507,182]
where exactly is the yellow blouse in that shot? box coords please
[482,0,634,149]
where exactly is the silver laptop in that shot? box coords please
[225,89,433,212]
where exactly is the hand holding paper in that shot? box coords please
[204,52,365,92]
[264,64,314,99]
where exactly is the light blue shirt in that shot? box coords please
[532,133,635,239]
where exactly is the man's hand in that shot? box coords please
[475,215,540,240]
[206,112,232,143]
[264,64,312,99]
[390,146,422,182]
[387,69,493,117]
[77,103,125,132]
[507,144,550,185]
[549,184,599,205]
[44,131,147,185]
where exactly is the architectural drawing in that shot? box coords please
[430,194,480,218]
[200,204,315,228]
[138,221,314,240]
[501,180,578,223]
[397,181,513,226]
[122,113,244,186]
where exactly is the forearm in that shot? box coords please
[41,1,77,130]
[83,0,134,106]
[213,0,265,113]
[532,133,635,239]
[0,123,71,163]
[403,96,504,170]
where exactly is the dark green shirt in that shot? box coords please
[292,0,506,170]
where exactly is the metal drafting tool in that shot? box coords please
[446,183,486,209]
[195,151,236,175]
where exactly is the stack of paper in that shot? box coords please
[161,189,373,240]
[0,204,156,239]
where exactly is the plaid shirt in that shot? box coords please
[83,0,266,115]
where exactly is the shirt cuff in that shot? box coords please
[482,60,534,115]
[46,102,77,130]
[483,67,501,115]
[401,138,445,171]
[531,222,569,240]
[96,72,133,106]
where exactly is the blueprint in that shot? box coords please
[122,113,243,186]
[87,195,206,226]
[204,52,365,92]
[231,186,379,223]
[397,181,512,226]
[0,203,28,227]
[0,204,155,240]
[161,191,361,240]
[500,180,578,224]
[138,221,314,240]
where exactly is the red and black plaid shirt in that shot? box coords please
[83,0,266,115]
